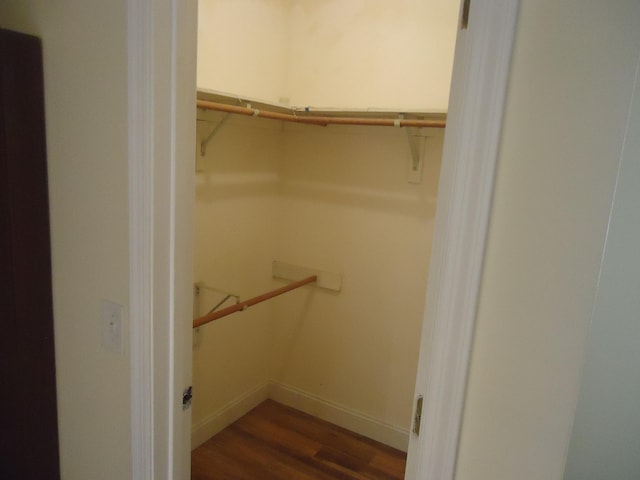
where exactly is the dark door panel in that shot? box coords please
[0,28,60,479]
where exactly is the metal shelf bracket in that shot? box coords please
[200,113,230,156]
[406,127,427,184]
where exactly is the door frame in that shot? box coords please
[126,0,520,479]
[127,0,197,478]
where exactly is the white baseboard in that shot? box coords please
[190,381,270,450]
[269,382,410,452]
[190,380,410,452]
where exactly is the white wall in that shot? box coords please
[192,114,442,447]
[455,2,640,479]
[197,0,459,111]
[273,124,441,431]
[197,0,289,104]
[0,1,131,479]
[563,49,640,480]
[192,113,281,440]
[285,0,458,111]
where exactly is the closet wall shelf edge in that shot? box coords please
[195,90,445,182]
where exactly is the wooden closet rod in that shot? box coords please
[197,100,446,128]
[193,275,317,328]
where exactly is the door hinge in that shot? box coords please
[413,395,424,435]
[461,0,471,29]
[182,386,193,411]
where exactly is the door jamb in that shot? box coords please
[127,0,155,476]
[127,0,196,478]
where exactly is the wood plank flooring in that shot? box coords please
[192,400,407,480]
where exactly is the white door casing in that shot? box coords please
[128,0,197,478]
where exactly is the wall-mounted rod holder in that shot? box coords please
[406,127,426,184]
[194,282,240,302]
[193,281,241,346]
[272,260,342,292]
[200,112,230,156]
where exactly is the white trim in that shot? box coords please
[405,1,520,479]
[128,0,197,478]
[128,0,195,477]
[168,0,198,477]
[270,382,410,452]
[128,0,155,477]
[191,382,270,450]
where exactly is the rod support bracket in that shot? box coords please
[406,127,425,184]
[200,113,231,156]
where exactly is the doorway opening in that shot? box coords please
[189,2,459,478]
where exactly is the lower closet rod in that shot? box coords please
[193,275,317,329]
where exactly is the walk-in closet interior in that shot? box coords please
[191,1,459,477]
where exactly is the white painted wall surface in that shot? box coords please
[563,50,640,480]
[273,123,442,431]
[192,114,442,447]
[197,0,458,111]
[192,114,281,440]
[455,2,640,480]
[285,0,458,111]
[0,1,132,479]
[197,0,289,104]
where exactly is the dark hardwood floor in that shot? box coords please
[192,400,407,480]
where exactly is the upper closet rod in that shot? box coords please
[192,275,317,329]
[197,100,446,129]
